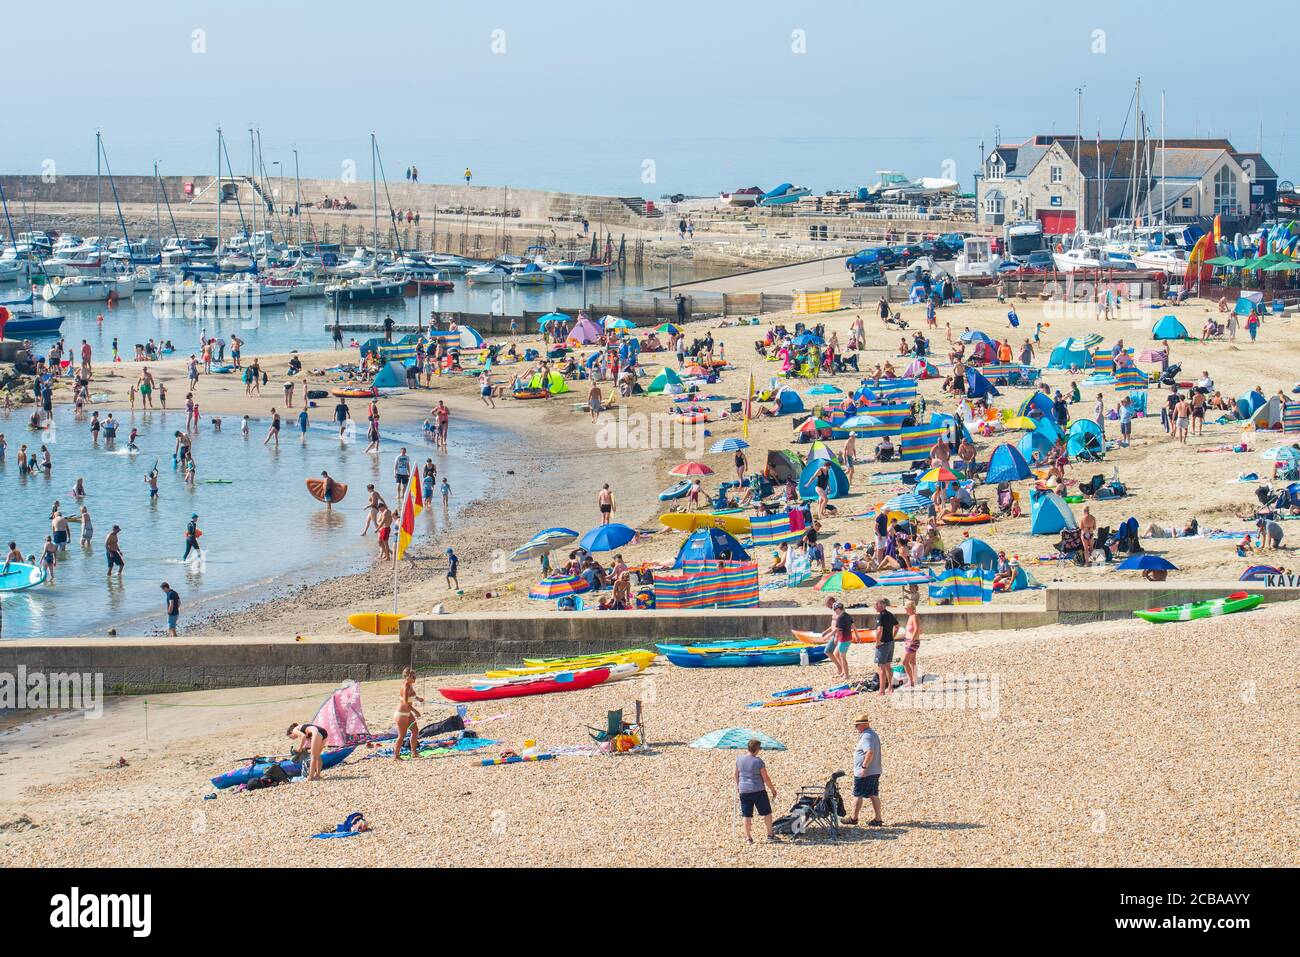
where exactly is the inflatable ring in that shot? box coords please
[943,513,992,525]
[329,387,378,398]
[512,388,550,400]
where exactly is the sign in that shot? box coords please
[1050,195,1062,207]
[1264,574,1300,588]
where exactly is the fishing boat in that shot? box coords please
[757,183,812,207]
[41,274,135,302]
[324,275,405,303]
[720,186,763,207]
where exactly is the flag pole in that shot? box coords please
[393,482,402,615]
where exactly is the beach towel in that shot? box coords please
[312,812,368,839]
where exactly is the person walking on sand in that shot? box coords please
[287,721,328,781]
[733,447,748,483]
[821,600,854,680]
[587,382,602,422]
[392,667,424,762]
[735,738,779,844]
[597,483,615,524]
[872,597,898,696]
[843,713,883,827]
[445,547,459,589]
[900,600,922,687]
[161,580,180,636]
[479,369,496,409]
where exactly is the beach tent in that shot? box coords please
[1067,419,1105,458]
[567,317,604,344]
[956,537,999,570]
[765,449,804,483]
[960,329,996,345]
[805,440,838,462]
[775,387,805,415]
[1252,395,1284,429]
[527,370,570,395]
[457,325,485,349]
[647,366,683,394]
[1237,390,1266,420]
[964,367,1001,400]
[1033,416,1064,444]
[1005,564,1041,591]
[1234,292,1264,316]
[1047,339,1093,370]
[797,459,849,500]
[1017,429,1053,464]
[967,341,996,364]
[1240,564,1283,582]
[985,444,1031,483]
[1151,315,1188,341]
[1018,391,1055,419]
[675,528,751,566]
[371,359,410,390]
[904,358,938,379]
[1030,491,1077,535]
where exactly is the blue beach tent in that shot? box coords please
[1030,491,1077,535]
[675,528,751,566]
[797,459,849,501]
[985,444,1032,483]
[1151,315,1188,341]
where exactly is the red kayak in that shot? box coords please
[439,667,611,702]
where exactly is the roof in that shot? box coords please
[1234,152,1278,180]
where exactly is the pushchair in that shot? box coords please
[1158,363,1182,388]
[772,771,847,841]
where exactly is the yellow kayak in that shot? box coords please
[347,612,406,635]
[521,649,656,667]
[483,657,651,680]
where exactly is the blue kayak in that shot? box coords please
[655,637,783,655]
[666,647,828,668]
[210,746,356,789]
[658,480,692,501]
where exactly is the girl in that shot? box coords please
[392,668,423,762]
[287,721,329,781]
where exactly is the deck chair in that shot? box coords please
[1055,527,1084,564]
[587,702,645,746]
[772,771,847,842]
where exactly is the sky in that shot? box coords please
[2,0,1292,195]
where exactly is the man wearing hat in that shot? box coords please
[844,712,883,826]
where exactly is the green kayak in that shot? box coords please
[1133,592,1263,624]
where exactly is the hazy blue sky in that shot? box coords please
[3,0,1291,194]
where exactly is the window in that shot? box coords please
[1213,165,1236,215]
[1050,165,1063,184]
[1181,197,1193,209]
[984,191,1004,216]
[987,157,1004,181]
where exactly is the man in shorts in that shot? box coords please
[872,597,898,695]
[844,712,883,826]
[161,581,181,636]
[734,738,779,844]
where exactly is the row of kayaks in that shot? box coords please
[656,636,829,668]
[437,649,655,702]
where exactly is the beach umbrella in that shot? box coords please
[1205,255,1237,266]
[657,322,681,335]
[529,527,578,545]
[791,333,824,347]
[528,574,593,600]
[536,312,568,326]
[1061,333,1103,349]
[605,317,636,330]
[1115,554,1178,572]
[1137,349,1167,363]
[709,437,749,454]
[883,492,933,514]
[960,329,995,345]
[839,414,883,430]
[1264,259,1300,272]
[816,571,876,592]
[873,569,932,586]
[920,466,958,483]
[1260,445,1300,462]
[806,383,843,395]
[511,539,557,562]
[578,523,637,552]
[797,417,832,433]
[691,728,786,750]
[669,461,714,476]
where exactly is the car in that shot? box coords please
[852,264,887,287]
[888,244,915,265]
[996,258,1023,274]
[845,248,882,271]
[1021,250,1055,272]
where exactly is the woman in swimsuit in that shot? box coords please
[392,668,424,762]
[287,722,329,781]
[900,601,922,687]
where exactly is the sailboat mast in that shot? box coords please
[216,127,222,254]
[1132,78,1140,238]
[293,148,301,248]
[154,160,161,242]
[1161,91,1167,227]
[249,127,257,243]
[371,131,378,257]
[96,130,102,239]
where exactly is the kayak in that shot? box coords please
[439,666,614,702]
[666,647,828,668]
[792,628,876,645]
[658,480,692,501]
[654,637,782,655]
[659,511,752,535]
[672,641,809,656]
[522,648,655,666]
[1133,591,1263,624]
[0,562,47,592]
[942,513,992,525]
[347,612,404,635]
[211,746,356,789]
[467,661,644,688]
[496,651,656,676]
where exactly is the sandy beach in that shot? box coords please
[0,598,1294,867]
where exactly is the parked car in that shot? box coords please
[996,258,1023,274]
[845,248,882,271]
[852,264,887,287]
[1021,250,1055,272]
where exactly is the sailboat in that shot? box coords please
[325,133,405,304]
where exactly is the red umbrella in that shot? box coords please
[669,461,714,476]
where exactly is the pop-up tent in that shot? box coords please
[904,358,939,379]
[371,359,409,390]
[797,459,848,500]
[675,528,751,566]
[647,366,683,394]
[1151,315,1188,340]
[1030,491,1077,535]
[956,537,999,570]
[1017,429,1053,463]
[964,367,1001,400]
[1067,419,1105,458]
[985,443,1032,483]
[1237,390,1267,420]
[527,370,570,394]
[1047,339,1092,369]
[766,449,804,483]
[775,387,805,415]
[1019,391,1055,419]
[1252,395,1284,429]
[568,317,604,343]
[457,325,485,349]
[1034,415,1064,444]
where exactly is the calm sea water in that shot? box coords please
[0,405,490,639]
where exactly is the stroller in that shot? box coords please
[772,771,847,841]
[1158,363,1182,388]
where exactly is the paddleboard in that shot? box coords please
[0,562,46,592]
[306,478,348,504]
[347,612,405,635]
[659,511,752,535]
[792,628,875,644]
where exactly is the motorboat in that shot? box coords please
[953,236,1003,279]
[380,253,445,280]
[264,268,327,298]
[198,279,292,309]
[757,183,812,207]
[427,254,476,273]
[0,259,24,282]
[324,275,406,303]
[720,186,763,207]
[335,246,376,277]
[41,274,135,302]
[43,245,107,277]
[551,260,608,280]
[131,264,186,291]
[1053,245,1138,272]
[465,262,514,285]
[509,261,563,285]
[0,310,64,336]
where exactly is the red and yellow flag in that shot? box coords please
[395,474,423,560]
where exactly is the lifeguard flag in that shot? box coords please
[744,372,754,439]
[395,474,422,559]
